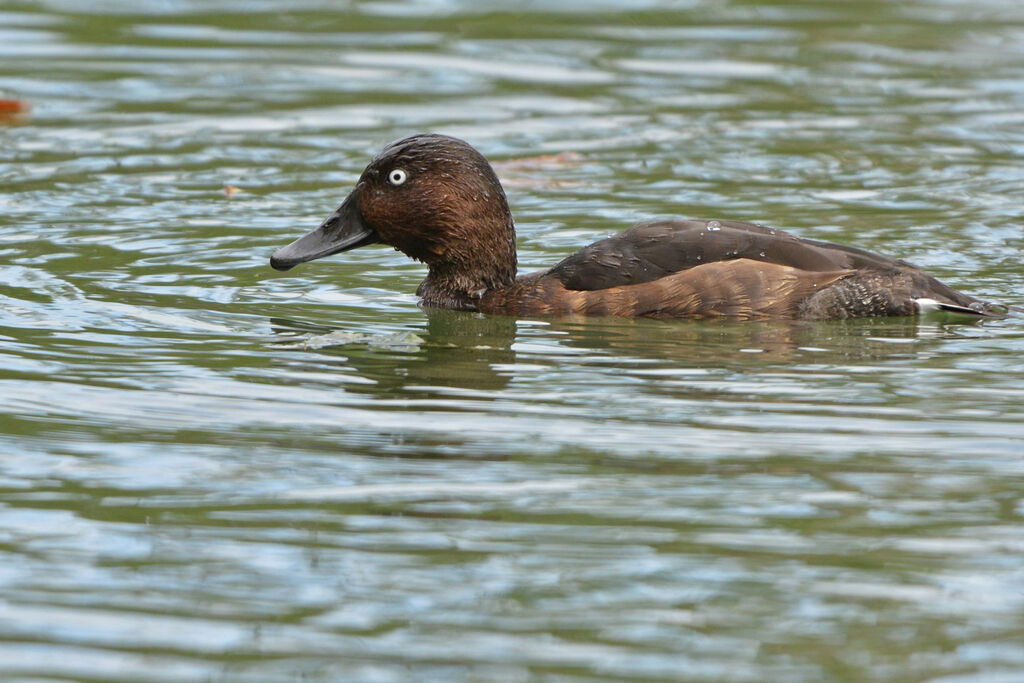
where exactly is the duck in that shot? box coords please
[270,133,1001,320]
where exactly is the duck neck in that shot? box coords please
[416,220,518,311]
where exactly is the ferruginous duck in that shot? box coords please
[271,134,1000,320]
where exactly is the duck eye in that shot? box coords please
[388,168,408,186]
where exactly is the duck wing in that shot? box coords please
[550,219,906,291]
[547,219,992,312]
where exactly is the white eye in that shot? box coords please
[388,168,408,186]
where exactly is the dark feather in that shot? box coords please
[551,220,901,290]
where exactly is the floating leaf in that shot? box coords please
[0,98,30,124]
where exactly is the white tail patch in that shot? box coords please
[914,298,988,317]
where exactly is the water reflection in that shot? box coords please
[269,306,983,399]
[270,310,517,394]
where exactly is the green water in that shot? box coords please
[2,1,1024,681]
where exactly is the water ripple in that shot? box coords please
[2,0,1024,681]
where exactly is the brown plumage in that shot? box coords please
[270,134,1002,320]
[483,259,851,319]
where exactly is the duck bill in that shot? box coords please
[270,190,379,271]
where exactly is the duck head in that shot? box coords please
[271,133,518,309]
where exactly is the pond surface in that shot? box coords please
[2,0,1024,680]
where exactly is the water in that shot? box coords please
[2,1,1024,680]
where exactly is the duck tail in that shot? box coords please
[914,298,1016,318]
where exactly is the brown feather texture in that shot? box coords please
[481,259,853,319]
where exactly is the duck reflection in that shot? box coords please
[536,314,957,366]
[270,308,981,397]
[269,309,517,396]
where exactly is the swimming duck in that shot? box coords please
[270,133,999,320]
